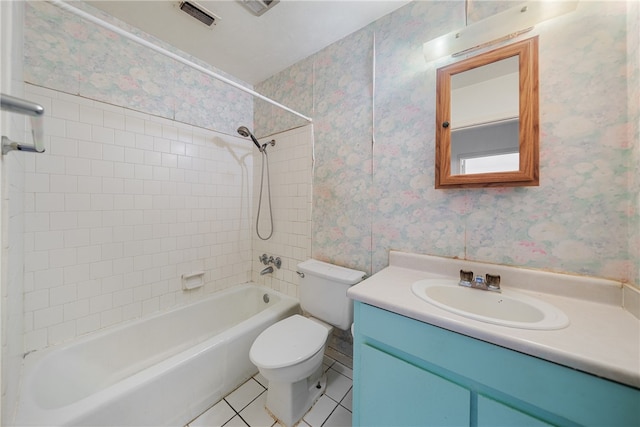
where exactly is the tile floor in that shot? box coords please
[187,351,353,427]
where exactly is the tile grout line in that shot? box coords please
[221,398,241,427]
[320,405,339,427]
[338,390,353,414]
[234,378,272,427]
[230,379,267,413]
[237,389,277,427]
[222,379,264,427]
[323,386,353,412]
[235,412,252,427]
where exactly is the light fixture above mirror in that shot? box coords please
[423,1,578,62]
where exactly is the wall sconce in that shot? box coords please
[423,1,578,62]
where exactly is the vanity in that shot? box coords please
[347,251,640,426]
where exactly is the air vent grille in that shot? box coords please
[180,1,218,26]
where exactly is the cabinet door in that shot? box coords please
[477,395,553,427]
[358,344,471,426]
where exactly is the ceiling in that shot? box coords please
[89,0,412,85]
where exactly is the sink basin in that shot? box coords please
[411,279,569,330]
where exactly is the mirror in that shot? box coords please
[435,37,539,188]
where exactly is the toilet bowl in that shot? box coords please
[250,315,332,426]
[249,259,365,427]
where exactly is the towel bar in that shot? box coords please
[1,93,45,154]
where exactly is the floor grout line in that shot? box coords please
[236,412,252,427]
[222,398,241,426]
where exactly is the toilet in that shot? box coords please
[250,259,365,427]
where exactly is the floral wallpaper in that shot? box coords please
[256,1,638,285]
[22,0,637,285]
[253,55,314,137]
[310,30,376,271]
[23,1,253,135]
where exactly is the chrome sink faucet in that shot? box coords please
[458,269,501,292]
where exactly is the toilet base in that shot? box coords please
[265,365,326,427]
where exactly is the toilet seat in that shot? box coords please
[250,315,329,369]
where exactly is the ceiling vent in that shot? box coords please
[237,0,280,17]
[179,1,220,26]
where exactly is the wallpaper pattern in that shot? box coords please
[23,0,637,285]
[256,1,638,285]
[23,1,253,136]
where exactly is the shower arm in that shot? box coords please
[261,140,276,151]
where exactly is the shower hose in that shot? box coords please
[256,148,274,240]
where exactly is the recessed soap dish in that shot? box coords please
[181,271,205,290]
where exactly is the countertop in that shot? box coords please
[347,252,640,389]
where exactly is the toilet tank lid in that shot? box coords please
[297,259,366,285]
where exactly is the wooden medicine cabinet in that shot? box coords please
[435,37,539,188]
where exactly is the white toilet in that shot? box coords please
[250,259,365,427]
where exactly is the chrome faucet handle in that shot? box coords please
[267,256,282,269]
[259,253,269,265]
[459,269,473,283]
[486,274,501,291]
[458,269,473,287]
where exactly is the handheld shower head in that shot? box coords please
[236,126,250,138]
[237,126,262,151]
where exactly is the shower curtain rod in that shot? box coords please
[49,0,313,124]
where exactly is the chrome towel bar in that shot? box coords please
[1,93,46,154]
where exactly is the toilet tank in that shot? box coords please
[297,259,365,330]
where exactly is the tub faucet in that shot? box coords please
[260,266,274,275]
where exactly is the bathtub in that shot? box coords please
[14,284,299,426]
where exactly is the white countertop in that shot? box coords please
[347,252,640,389]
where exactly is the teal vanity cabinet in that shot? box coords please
[352,302,640,426]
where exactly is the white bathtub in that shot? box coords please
[14,284,299,426]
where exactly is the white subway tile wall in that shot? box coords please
[22,84,255,353]
[3,82,28,423]
[3,3,28,417]
[251,125,314,298]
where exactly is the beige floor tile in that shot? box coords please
[325,370,352,403]
[302,395,337,427]
[224,415,249,427]
[340,389,352,412]
[323,405,352,427]
[239,392,275,427]
[189,400,235,427]
[225,379,265,412]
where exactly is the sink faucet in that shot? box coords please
[458,270,501,292]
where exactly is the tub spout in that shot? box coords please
[260,266,274,275]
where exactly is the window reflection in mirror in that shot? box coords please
[435,37,539,189]
[450,56,519,175]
